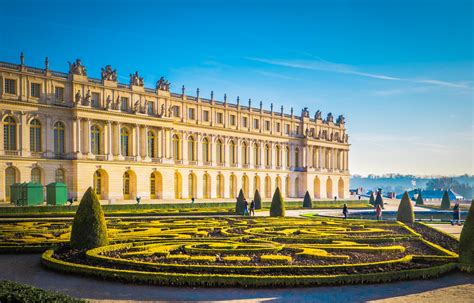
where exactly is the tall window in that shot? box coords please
[4,79,16,94]
[253,143,260,166]
[216,174,224,198]
[53,122,65,155]
[188,108,195,119]
[3,117,16,151]
[188,136,196,161]
[147,102,154,115]
[203,174,210,198]
[229,140,236,165]
[276,145,281,167]
[147,131,156,158]
[91,92,100,108]
[216,139,223,164]
[242,175,249,198]
[229,175,236,198]
[242,142,249,165]
[120,128,129,156]
[31,167,41,184]
[30,83,41,98]
[174,172,182,199]
[172,134,181,160]
[216,112,223,124]
[295,147,300,168]
[188,173,196,198]
[91,125,101,155]
[203,110,209,122]
[123,172,130,199]
[120,97,129,111]
[265,144,271,166]
[150,173,156,198]
[55,169,65,183]
[285,147,290,167]
[29,119,41,152]
[55,87,64,102]
[5,167,17,200]
[202,137,210,163]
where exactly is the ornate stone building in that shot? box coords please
[0,55,350,202]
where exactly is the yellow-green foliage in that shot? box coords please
[223,256,252,262]
[270,187,285,217]
[397,191,415,223]
[70,187,108,249]
[303,191,312,208]
[260,254,292,264]
[459,200,474,272]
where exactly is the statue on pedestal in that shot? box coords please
[156,77,170,91]
[74,90,81,106]
[130,71,144,86]
[101,65,117,81]
[105,95,112,109]
[337,114,345,124]
[315,110,322,120]
[68,59,87,76]
[83,90,91,106]
[326,112,334,123]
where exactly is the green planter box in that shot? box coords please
[46,182,68,206]
[20,182,44,206]
[10,183,22,205]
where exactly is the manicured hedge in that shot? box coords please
[0,280,83,302]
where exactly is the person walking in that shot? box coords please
[342,203,348,219]
[243,199,249,216]
[250,200,255,216]
[452,202,461,225]
[191,197,195,205]
[136,196,141,205]
[375,204,382,221]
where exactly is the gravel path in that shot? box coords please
[0,254,473,302]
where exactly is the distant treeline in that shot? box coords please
[351,174,473,199]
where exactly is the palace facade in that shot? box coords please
[0,55,350,202]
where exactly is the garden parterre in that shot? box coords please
[0,216,459,286]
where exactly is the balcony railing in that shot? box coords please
[95,155,107,161]
[174,159,183,165]
[151,157,163,163]
[188,160,197,166]
[230,163,238,167]
[203,161,211,166]
[124,156,137,162]
[242,164,250,169]
[4,150,20,156]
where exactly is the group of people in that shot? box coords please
[242,198,256,216]
[341,203,383,220]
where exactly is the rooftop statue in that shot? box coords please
[315,110,322,120]
[327,112,334,123]
[130,71,144,87]
[156,76,170,91]
[302,107,310,118]
[83,89,91,106]
[68,59,87,76]
[101,65,117,81]
[337,114,345,124]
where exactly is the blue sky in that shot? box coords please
[1,0,472,175]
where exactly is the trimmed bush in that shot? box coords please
[369,193,375,206]
[440,190,451,209]
[416,192,424,205]
[70,187,108,249]
[0,280,83,303]
[235,189,246,215]
[397,192,415,223]
[375,191,384,208]
[302,191,312,208]
[253,189,262,210]
[270,187,285,217]
[459,200,474,272]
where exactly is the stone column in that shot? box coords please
[134,124,141,160]
[106,121,113,160]
[144,126,150,161]
[86,119,94,158]
[117,122,124,160]
[20,113,29,156]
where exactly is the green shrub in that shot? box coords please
[235,189,246,215]
[303,191,312,208]
[369,193,375,205]
[416,192,424,205]
[459,200,474,272]
[0,280,83,303]
[253,189,262,210]
[270,187,285,217]
[440,190,451,209]
[70,187,108,249]
[375,191,384,208]
[397,192,415,223]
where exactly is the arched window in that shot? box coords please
[93,170,102,195]
[172,134,181,160]
[5,167,17,201]
[265,176,271,198]
[216,139,224,164]
[150,172,162,199]
[188,136,196,161]
[216,174,224,198]
[147,131,156,158]
[254,175,260,193]
[242,142,249,165]
[120,127,130,156]
[253,143,260,166]
[294,147,300,168]
[53,122,65,155]
[285,146,290,168]
[242,175,249,198]
[202,138,210,163]
[229,140,236,165]
[31,167,41,184]
[123,171,130,199]
[276,145,281,167]
[229,175,236,198]
[29,119,41,152]
[203,174,211,198]
[91,125,101,155]
[55,169,65,183]
[285,177,290,198]
[174,172,182,199]
[294,177,299,197]
[150,173,156,198]
[276,176,282,191]
[188,173,196,199]
[265,144,271,166]
[4,116,17,151]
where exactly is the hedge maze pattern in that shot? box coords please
[0,217,459,287]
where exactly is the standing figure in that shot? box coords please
[243,199,249,216]
[375,204,383,221]
[452,202,461,225]
[342,204,348,219]
[250,200,255,216]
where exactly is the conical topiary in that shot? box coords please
[396,191,415,223]
[70,187,108,249]
[235,189,246,215]
[303,191,312,208]
[253,189,262,210]
[416,192,424,205]
[270,187,285,217]
[375,191,384,209]
[459,200,474,272]
[441,190,451,209]
[369,193,375,205]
